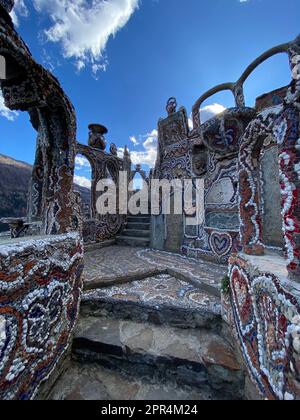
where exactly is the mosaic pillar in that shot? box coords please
[0,233,84,400]
[229,255,300,400]
[42,109,77,235]
[277,111,300,281]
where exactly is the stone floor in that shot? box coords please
[83,272,221,311]
[49,362,215,401]
[84,246,226,296]
[48,245,243,400]
[82,273,221,330]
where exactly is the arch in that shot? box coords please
[238,104,300,280]
[0,14,77,235]
[76,141,126,243]
[130,165,148,186]
[192,35,300,130]
[74,153,92,220]
[131,171,144,191]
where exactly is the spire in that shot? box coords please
[124,145,131,158]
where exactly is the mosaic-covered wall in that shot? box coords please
[153,100,254,262]
[226,35,300,400]
[0,1,78,236]
[182,107,255,263]
[227,255,300,400]
[76,137,127,244]
[0,233,84,400]
[0,1,85,401]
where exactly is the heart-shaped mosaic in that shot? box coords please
[209,231,232,257]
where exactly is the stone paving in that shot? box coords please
[81,273,222,330]
[84,246,226,296]
[49,362,215,401]
[49,246,244,400]
[83,273,221,315]
[70,315,244,400]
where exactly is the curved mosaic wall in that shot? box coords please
[76,143,127,243]
[0,233,84,400]
[0,2,77,235]
[228,255,300,400]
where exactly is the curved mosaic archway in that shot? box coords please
[238,37,300,280]
[229,261,300,400]
[0,3,77,235]
[239,105,300,279]
[76,142,127,243]
[0,2,84,400]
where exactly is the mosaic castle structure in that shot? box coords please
[0,0,299,400]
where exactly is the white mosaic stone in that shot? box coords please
[0,315,6,347]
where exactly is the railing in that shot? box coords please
[191,39,298,129]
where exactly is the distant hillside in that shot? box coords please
[0,154,90,232]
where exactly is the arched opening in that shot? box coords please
[74,154,92,220]
[242,53,291,108]
[132,172,143,192]
[0,104,37,236]
[199,90,234,124]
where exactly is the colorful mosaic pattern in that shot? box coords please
[238,37,300,279]
[0,4,78,236]
[154,105,191,181]
[239,104,300,278]
[229,255,300,400]
[76,143,126,243]
[154,100,250,263]
[0,234,84,400]
[83,273,221,314]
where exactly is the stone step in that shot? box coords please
[127,216,150,224]
[127,222,151,230]
[81,273,221,330]
[72,316,244,400]
[116,236,150,247]
[48,361,218,400]
[122,229,150,239]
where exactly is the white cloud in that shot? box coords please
[130,129,158,168]
[0,92,19,121]
[125,103,227,169]
[200,103,227,123]
[188,103,226,130]
[129,136,139,146]
[10,0,28,26]
[118,130,158,168]
[30,0,139,74]
[74,174,91,189]
[75,155,91,169]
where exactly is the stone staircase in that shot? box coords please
[49,274,245,400]
[117,214,151,247]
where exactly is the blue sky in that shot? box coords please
[0,0,299,188]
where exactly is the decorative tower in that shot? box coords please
[123,145,132,174]
[88,124,108,150]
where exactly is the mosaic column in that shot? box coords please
[239,121,265,257]
[41,108,77,235]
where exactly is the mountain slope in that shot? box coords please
[0,154,90,232]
